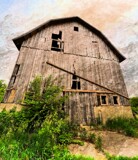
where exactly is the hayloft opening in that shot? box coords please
[101,95,107,105]
[51,31,64,52]
[74,26,79,31]
[113,96,119,105]
[71,73,81,89]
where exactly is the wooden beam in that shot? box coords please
[63,89,112,93]
[47,61,129,100]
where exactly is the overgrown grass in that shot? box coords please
[104,117,138,137]
[106,155,138,160]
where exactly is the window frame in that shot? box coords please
[10,64,20,87]
[100,94,108,105]
[113,95,120,105]
[51,31,64,52]
[71,74,81,90]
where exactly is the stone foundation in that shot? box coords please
[0,103,134,124]
[94,105,133,124]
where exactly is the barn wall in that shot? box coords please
[4,21,128,106]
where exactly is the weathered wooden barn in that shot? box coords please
[3,17,133,124]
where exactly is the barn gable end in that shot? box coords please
[3,17,133,124]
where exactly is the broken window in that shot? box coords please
[71,73,81,89]
[113,96,119,105]
[100,95,108,105]
[51,31,64,52]
[74,26,79,32]
[9,64,20,87]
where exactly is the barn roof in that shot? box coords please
[13,16,125,62]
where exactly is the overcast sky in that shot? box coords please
[0,0,138,83]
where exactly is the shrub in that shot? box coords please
[95,136,102,151]
[71,139,84,146]
[88,133,96,143]
[130,97,138,118]
[105,117,138,137]
[130,97,138,108]
[0,76,79,159]
[0,80,6,102]
[80,128,88,140]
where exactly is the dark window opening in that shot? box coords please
[9,64,20,87]
[13,64,20,76]
[97,95,101,106]
[74,26,79,32]
[92,41,98,43]
[113,96,118,105]
[71,74,81,89]
[62,91,65,111]
[51,31,64,52]
[101,95,107,105]
[10,76,16,86]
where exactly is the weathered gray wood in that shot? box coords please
[4,20,130,124]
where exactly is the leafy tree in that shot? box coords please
[23,75,68,132]
[130,97,138,117]
[130,97,138,108]
[0,75,76,159]
[0,80,6,103]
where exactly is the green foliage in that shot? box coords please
[106,153,138,160]
[80,128,88,140]
[0,76,87,159]
[105,117,138,137]
[95,136,102,151]
[71,155,94,160]
[88,133,96,143]
[71,139,84,146]
[23,75,68,132]
[0,80,6,102]
[130,97,138,117]
[130,97,138,108]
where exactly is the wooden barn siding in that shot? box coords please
[63,91,130,124]
[6,21,128,104]
[64,91,95,124]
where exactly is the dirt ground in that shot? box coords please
[69,130,138,160]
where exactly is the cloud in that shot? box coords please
[0,0,138,88]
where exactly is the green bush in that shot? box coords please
[130,97,138,108]
[71,139,84,146]
[0,80,6,102]
[105,117,138,137]
[80,128,88,140]
[130,97,138,118]
[95,136,102,151]
[0,76,81,159]
[88,133,96,143]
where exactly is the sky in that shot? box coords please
[0,0,138,96]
